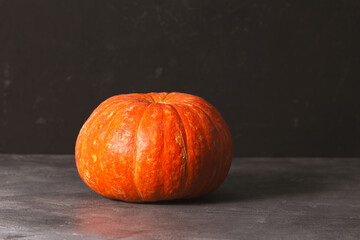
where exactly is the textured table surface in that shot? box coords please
[0,155,360,240]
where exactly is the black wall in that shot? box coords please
[0,0,359,157]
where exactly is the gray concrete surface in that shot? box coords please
[0,154,360,240]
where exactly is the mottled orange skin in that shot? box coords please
[75,92,233,202]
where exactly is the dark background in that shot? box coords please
[0,0,359,157]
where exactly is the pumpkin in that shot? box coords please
[75,92,233,202]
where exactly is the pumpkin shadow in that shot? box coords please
[153,158,339,205]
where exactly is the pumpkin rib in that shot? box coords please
[146,93,156,103]
[161,92,170,102]
[180,102,225,193]
[79,100,138,194]
[133,102,152,201]
[186,101,232,192]
[161,92,169,102]
[158,104,166,200]
[163,92,187,103]
[132,93,153,103]
[77,98,126,171]
[162,92,174,102]
[134,103,165,201]
[77,101,112,162]
[182,103,215,197]
[171,103,208,198]
[147,92,168,103]
[167,104,190,197]
[102,102,151,202]
[159,104,188,200]
[96,102,139,197]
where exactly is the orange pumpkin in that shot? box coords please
[75,92,232,202]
